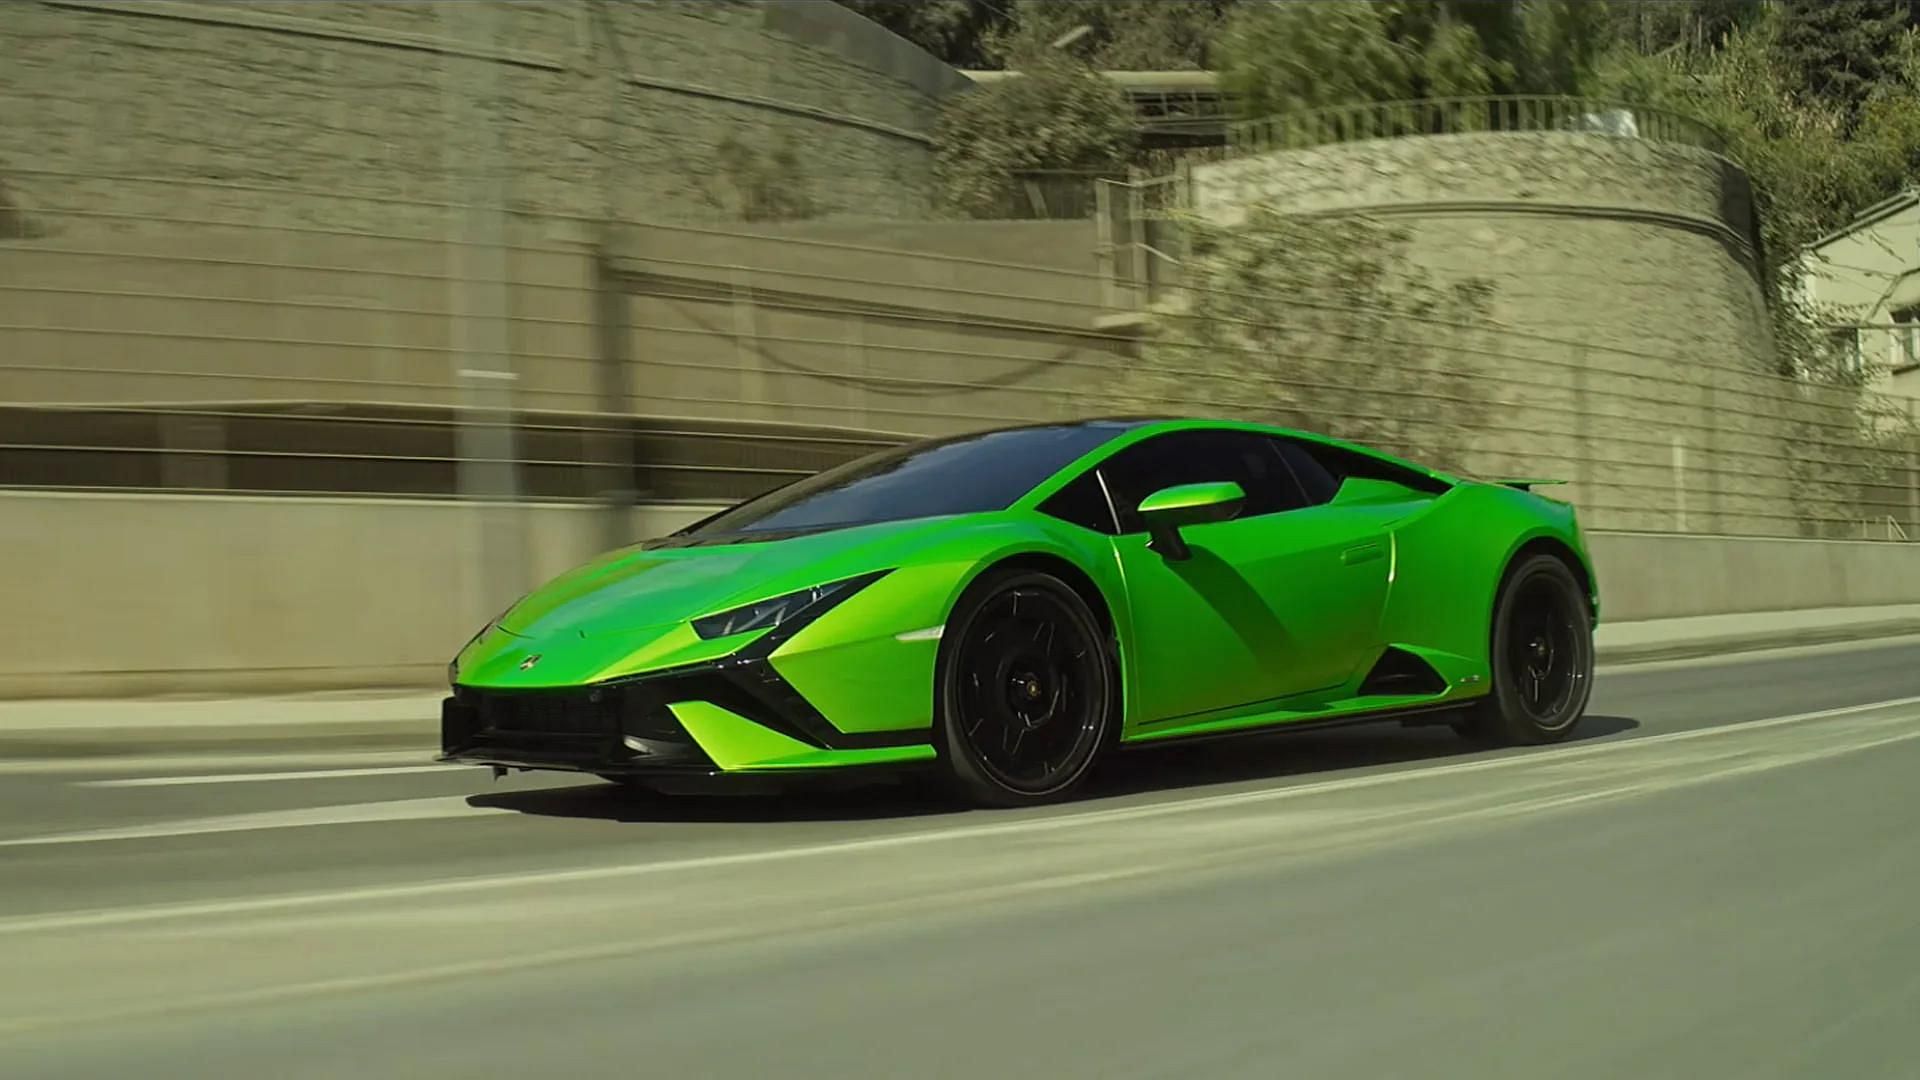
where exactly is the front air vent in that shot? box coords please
[1357,647,1449,697]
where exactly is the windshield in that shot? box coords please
[678,424,1127,539]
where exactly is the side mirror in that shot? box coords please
[1138,481,1244,561]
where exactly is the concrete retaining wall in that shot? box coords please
[6,491,1918,697]
[2,0,965,231]
[0,492,718,697]
[0,212,1116,427]
[1182,132,1804,538]
[1587,530,1920,621]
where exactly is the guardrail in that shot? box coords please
[1227,95,1730,159]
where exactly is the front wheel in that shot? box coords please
[934,569,1114,808]
[1456,554,1594,746]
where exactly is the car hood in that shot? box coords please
[496,516,951,640]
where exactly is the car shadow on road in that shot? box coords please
[464,714,1641,824]
[1086,713,1640,799]
[465,775,960,824]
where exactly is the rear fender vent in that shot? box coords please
[1357,646,1449,697]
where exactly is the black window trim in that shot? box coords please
[1092,427,1316,536]
[1034,425,1448,536]
[1035,465,1124,536]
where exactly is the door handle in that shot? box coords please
[1342,542,1384,566]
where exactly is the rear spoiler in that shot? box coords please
[1487,478,1567,493]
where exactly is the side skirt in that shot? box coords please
[1115,699,1477,752]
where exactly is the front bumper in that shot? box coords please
[438,654,930,776]
[438,679,720,776]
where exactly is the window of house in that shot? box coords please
[1893,306,1920,372]
[1828,327,1865,375]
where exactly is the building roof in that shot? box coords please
[1809,188,1920,252]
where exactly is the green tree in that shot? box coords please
[702,135,816,222]
[933,54,1137,218]
[1613,9,1920,532]
[1219,0,1621,117]
[1105,208,1499,473]
[1218,1,1415,115]
[1775,0,1915,120]
[832,0,1003,67]
[1520,0,1615,94]
[984,0,1239,70]
[1609,0,1766,55]
[1604,12,1920,326]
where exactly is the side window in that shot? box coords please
[1100,430,1310,534]
[1280,437,1452,496]
[1269,438,1340,505]
[1038,470,1119,534]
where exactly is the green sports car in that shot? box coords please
[440,417,1598,806]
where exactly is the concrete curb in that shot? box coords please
[1,618,1914,761]
[1597,620,1920,666]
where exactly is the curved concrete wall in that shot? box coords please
[1192,132,1770,362]
[0,0,964,235]
[1187,132,1793,535]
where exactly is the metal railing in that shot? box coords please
[1227,95,1730,158]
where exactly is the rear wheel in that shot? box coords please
[1456,554,1594,746]
[935,569,1114,808]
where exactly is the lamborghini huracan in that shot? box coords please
[440,418,1599,806]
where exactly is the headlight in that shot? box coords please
[692,572,886,641]
[448,595,524,684]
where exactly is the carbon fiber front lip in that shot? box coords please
[435,747,723,777]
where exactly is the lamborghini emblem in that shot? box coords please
[519,654,542,671]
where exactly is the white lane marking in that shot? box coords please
[79,764,466,788]
[0,861,1175,1037]
[0,750,435,777]
[3,694,1917,937]
[0,797,511,849]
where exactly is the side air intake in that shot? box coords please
[1357,646,1449,697]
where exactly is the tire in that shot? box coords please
[1455,553,1594,747]
[934,568,1115,808]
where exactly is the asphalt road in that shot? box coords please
[2,639,1919,1078]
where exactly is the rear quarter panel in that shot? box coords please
[1379,483,1594,669]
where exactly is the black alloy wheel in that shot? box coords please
[1456,554,1594,746]
[935,569,1114,807]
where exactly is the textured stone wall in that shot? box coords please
[0,0,961,237]
[1192,133,1770,361]
[1187,132,1797,535]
